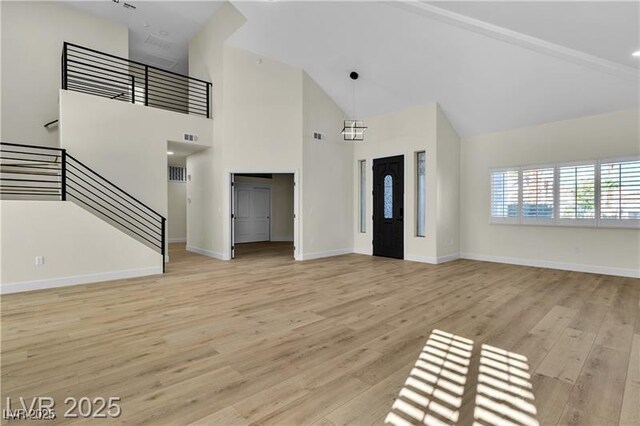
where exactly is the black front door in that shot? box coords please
[373,155,404,259]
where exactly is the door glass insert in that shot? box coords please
[384,174,393,219]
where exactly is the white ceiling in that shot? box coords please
[429,1,640,69]
[227,1,639,137]
[63,1,639,137]
[63,1,223,74]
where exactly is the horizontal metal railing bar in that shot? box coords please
[66,154,164,219]
[67,68,132,88]
[66,179,162,241]
[66,169,162,233]
[0,185,60,194]
[68,52,208,94]
[66,161,162,225]
[67,80,129,99]
[66,52,141,74]
[146,73,209,93]
[66,84,131,101]
[0,142,63,152]
[144,80,208,100]
[0,156,61,164]
[145,95,206,113]
[66,189,162,251]
[1,184,60,189]
[2,177,61,183]
[66,42,212,86]
[0,149,62,158]
[67,58,136,81]
[0,192,60,197]
[144,87,208,107]
[66,84,132,102]
[1,164,61,170]
[0,169,61,176]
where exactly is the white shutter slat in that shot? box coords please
[491,169,519,223]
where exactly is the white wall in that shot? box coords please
[0,201,161,293]
[353,104,439,261]
[187,3,246,259]
[60,90,212,217]
[168,181,187,243]
[1,1,128,147]
[436,105,461,258]
[302,73,352,258]
[460,109,640,277]
[270,174,295,242]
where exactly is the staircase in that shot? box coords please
[0,142,166,271]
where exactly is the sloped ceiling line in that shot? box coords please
[394,1,639,82]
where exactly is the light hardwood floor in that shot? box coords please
[1,243,638,425]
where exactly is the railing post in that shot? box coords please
[131,76,135,104]
[206,83,210,118]
[61,149,67,201]
[144,66,149,107]
[161,217,166,273]
[62,42,68,90]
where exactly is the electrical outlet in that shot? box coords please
[35,256,45,266]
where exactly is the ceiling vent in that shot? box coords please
[135,51,176,70]
[144,34,173,51]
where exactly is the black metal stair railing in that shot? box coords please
[0,142,166,272]
[62,42,211,118]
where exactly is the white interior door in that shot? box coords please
[234,185,271,243]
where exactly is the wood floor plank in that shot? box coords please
[536,328,596,385]
[620,334,640,426]
[1,242,638,425]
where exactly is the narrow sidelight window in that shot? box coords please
[416,151,426,236]
[359,160,366,233]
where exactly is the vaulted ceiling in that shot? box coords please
[64,1,639,137]
[227,1,639,136]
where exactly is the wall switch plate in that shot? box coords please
[35,256,45,266]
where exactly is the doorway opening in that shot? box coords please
[231,173,295,260]
[373,155,404,259]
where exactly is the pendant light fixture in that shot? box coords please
[342,71,367,141]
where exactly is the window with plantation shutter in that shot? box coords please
[600,159,640,227]
[491,169,519,223]
[522,167,554,222]
[558,163,596,225]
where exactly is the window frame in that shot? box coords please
[598,156,640,229]
[358,159,367,233]
[490,167,520,225]
[489,156,640,230]
[416,151,426,237]
[555,160,597,227]
[520,163,556,225]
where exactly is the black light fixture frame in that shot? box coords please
[342,71,367,141]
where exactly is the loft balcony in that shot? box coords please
[61,42,211,118]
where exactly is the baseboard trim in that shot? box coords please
[0,266,163,294]
[299,248,352,260]
[186,245,227,260]
[460,252,640,278]
[168,237,186,243]
[405,253,460,264]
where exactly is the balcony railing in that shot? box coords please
[62,42,211,118]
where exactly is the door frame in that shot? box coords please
[233,182,272,245]
[228,170,299,260]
